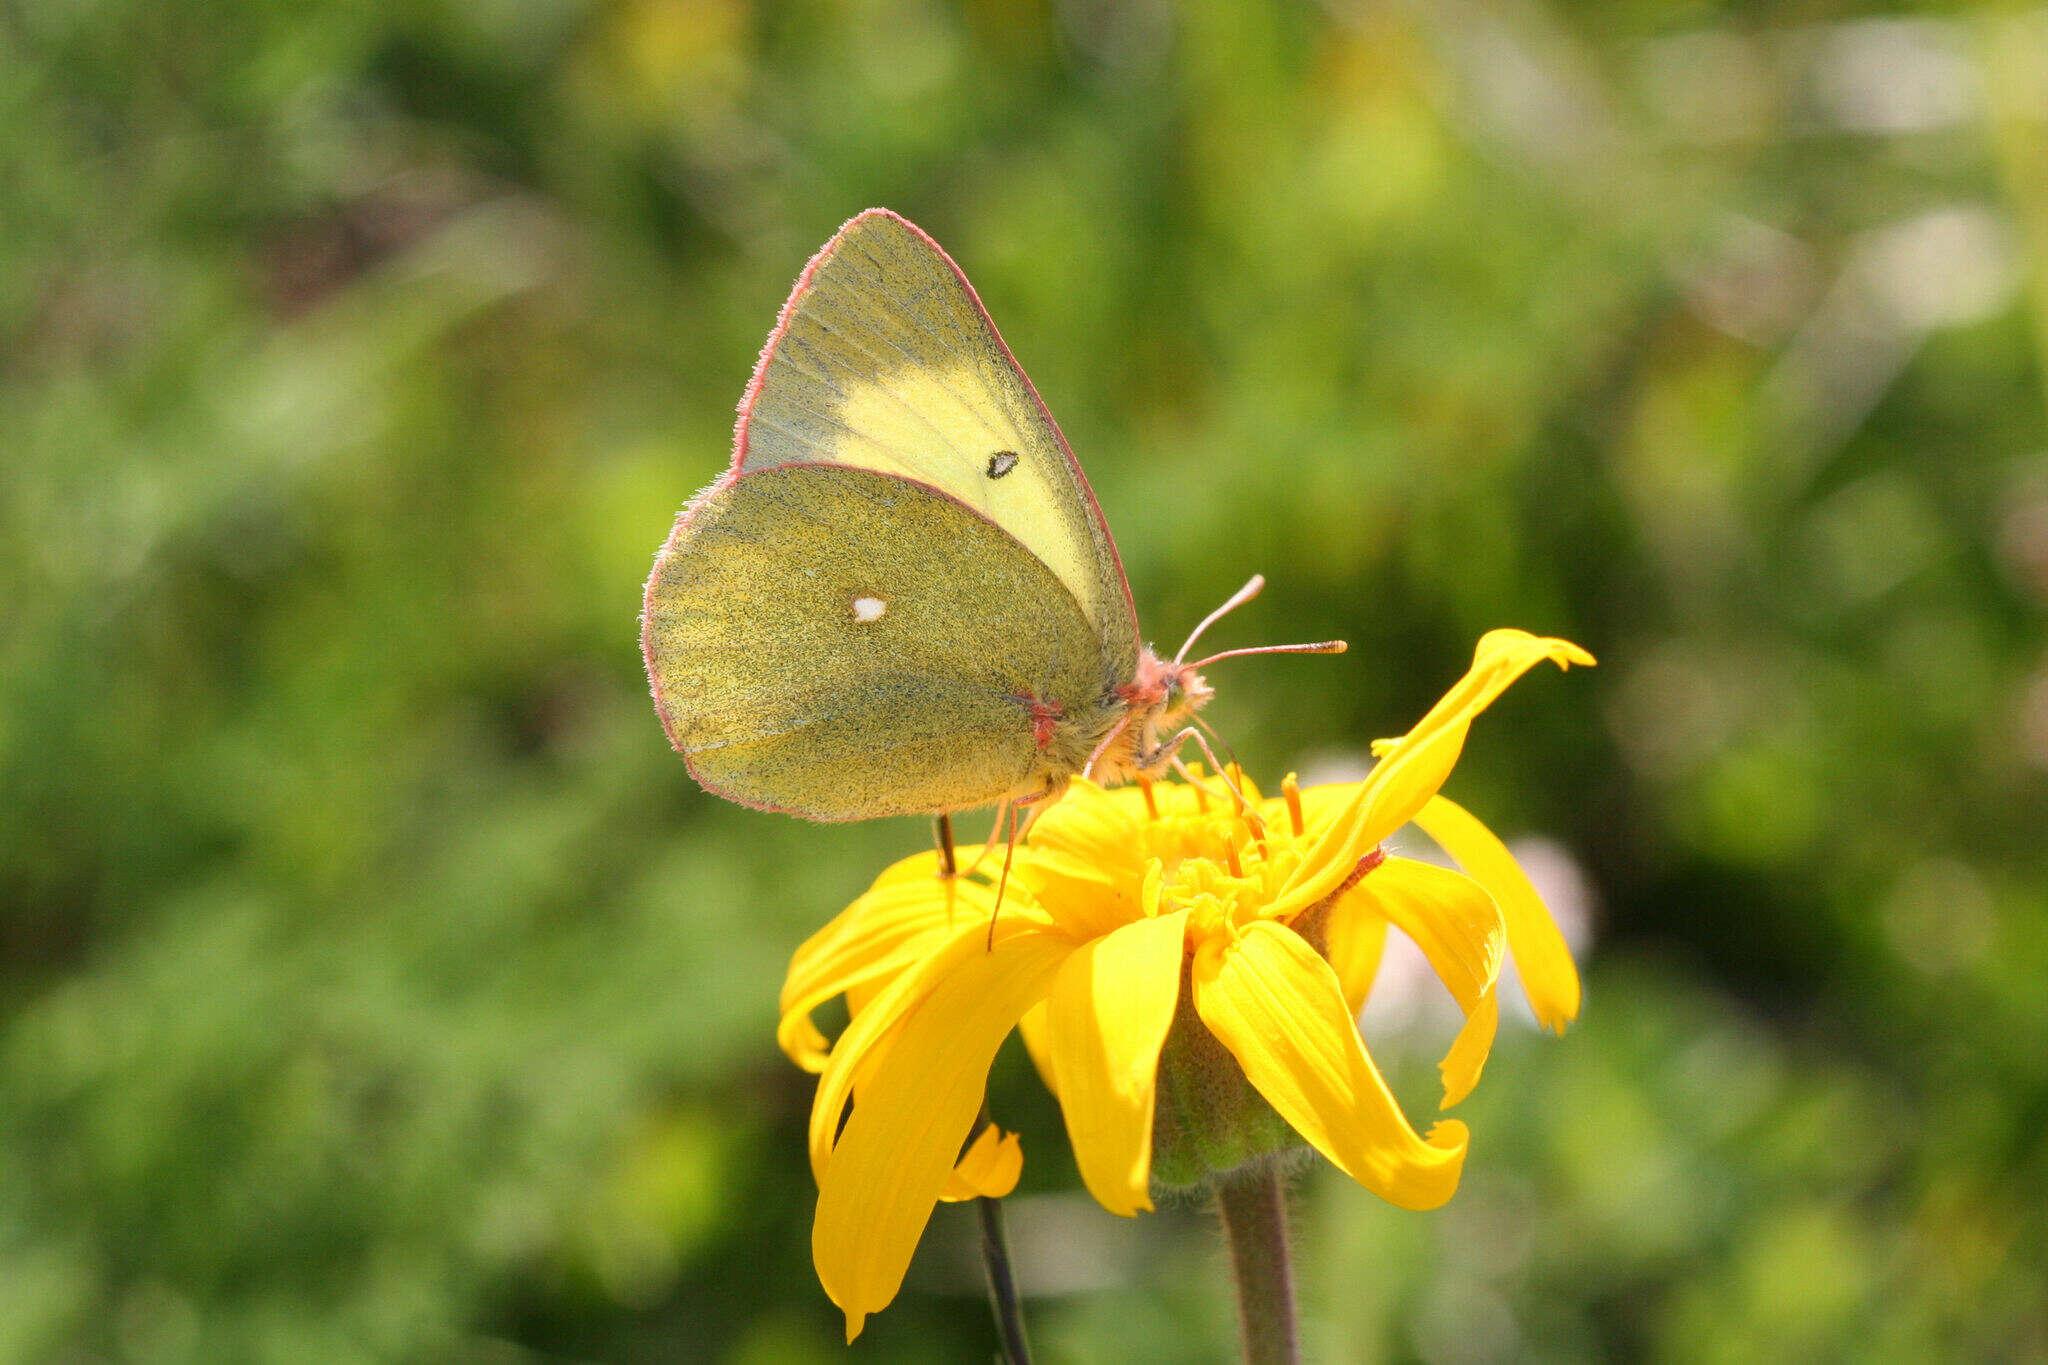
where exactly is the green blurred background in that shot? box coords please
[5,0,2047,1359]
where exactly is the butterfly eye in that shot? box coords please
[985,450,1020,479]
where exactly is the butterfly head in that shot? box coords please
[1121,648,1213,731]
[1158,657,1214,730]
[1081,576,1349,788]
[1076,648,1206,787]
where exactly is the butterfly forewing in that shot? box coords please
[737,210,1138,674]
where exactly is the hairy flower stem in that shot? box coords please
[1214,1167,1300,1365]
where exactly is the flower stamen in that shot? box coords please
[1282,773,1304,838]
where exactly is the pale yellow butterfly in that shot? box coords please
[641,209,1340,822]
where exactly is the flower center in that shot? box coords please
[1150,813,1303,943]
[1017,773,1314,943]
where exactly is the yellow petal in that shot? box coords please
[1292,781,1365,836]
[1024,778,1144,866]
[780,1010,832,1072]
[1439,988,1499,1109]
[807,909,1052,1187]
[1191,921,1467,1210]
[778,877,990,1071]
[1375,630,1594,757]
[1044,910,1189,1216]
[1263,727,1457,929]
[1322,892,1389,1016]
[1274,632,1591,920]
[1017,1000,1058,1098]
[783,847,962,985]
[1149,764,1256,818]
[1350,858,1506,1108]
[939,1124,1023,1202]
[1261,772,1413,925]
[1354,859,1503,1011]
[1015,847,1138,939]
[812,927,1075,1341]
[1411,795,1582,1034]
[782,855,958,1005]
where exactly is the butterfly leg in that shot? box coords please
[932,812,966,928]
[986,801,1021,951]
[1192,713,1243,778]
[1016,771,1069,807]
[954,802,1015,882]
[1156,726,1267,832]
[1081,712,1137,782]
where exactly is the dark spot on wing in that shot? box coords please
[986,449,1020,479]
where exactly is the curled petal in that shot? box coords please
[1439,989,1499,1109]
[940,1124,1023,1202]
[781,1012,831,1073]
[784,847,962,984]
[781,851,960,984]
[1411,795,1581,1034]
[812,926,1075,1341]
[1350,858,1505,1108]
[1192,921,1466,1210]
[1374,631,1595,759]
[1355,860,1503,1011]
[1271,631,1591,921]
[1322,892,1389,1016]
[1045,910,1190,1216]
[807,907,1056,1186]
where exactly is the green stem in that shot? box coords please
[1213,1167,1300,1365]
[976,1192,1032,1365]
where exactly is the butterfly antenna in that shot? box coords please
[1179,573,1253,663]
[1175,575,1266,666]
[1189,639,1347,670]
[1176,575,1347,669]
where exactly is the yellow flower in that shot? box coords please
[780,630,1593,1340]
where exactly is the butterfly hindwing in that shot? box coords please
[643,464,1112,821]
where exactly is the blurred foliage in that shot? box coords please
[3,0,2047,1360]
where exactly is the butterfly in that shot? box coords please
[640,209,1339,826]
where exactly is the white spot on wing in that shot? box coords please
[851,595,887,622]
